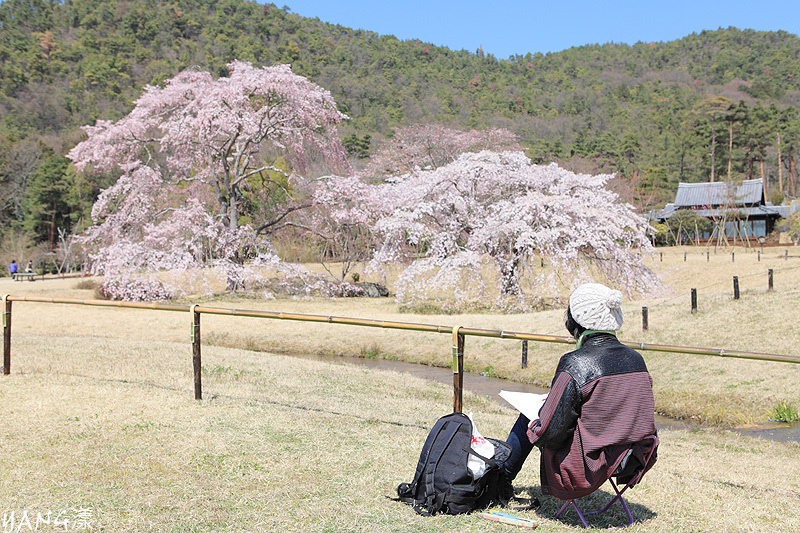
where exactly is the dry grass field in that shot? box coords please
[1,244,799,531]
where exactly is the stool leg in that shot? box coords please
[555,500,589,528]
[586,479,635,527]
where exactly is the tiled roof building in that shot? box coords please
[650,179,798,239]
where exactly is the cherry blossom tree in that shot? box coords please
[367,150,663,311]
[287,124,519,287]
[360,124,520,179]
[305,175,381,282]
[70,60,349,233]
[67,61,350,300]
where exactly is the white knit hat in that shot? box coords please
[569,283,624,331]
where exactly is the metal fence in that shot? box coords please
[3,294,800,410]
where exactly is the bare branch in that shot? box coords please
[254,202,313,235]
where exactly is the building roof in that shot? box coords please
[649,201,800,222]
[673,178,764,208]
[692,205,795,219]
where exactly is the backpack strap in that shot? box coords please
[463,445,499,469]
[394,418,446,505]
[420,419,462,514]
[393,417,462,514]
[412,493,444,517]
[412,419,451,494]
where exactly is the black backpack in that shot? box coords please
[395,412,512,515]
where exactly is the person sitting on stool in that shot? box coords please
[499,282,658,506]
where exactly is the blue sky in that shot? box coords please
[281,1,800,59]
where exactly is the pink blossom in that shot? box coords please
[68,62,350,300]
[365,150,663,310]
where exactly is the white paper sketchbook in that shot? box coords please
[499,390,548,421]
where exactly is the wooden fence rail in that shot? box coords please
[3,294,800,409]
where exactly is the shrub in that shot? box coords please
[98,275,175,302]
[73,278,98,291]
[770,400,800,423]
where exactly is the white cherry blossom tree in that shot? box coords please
[68,61,349,300]
[305,175,382,282]
[367,150,662,310]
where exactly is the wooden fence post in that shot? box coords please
[768,269,774,292]
[642,306,649,331]
[733,276,740,299]
[191,305,202,400]
[452,326,464,413]
[691,288,697,314]
[2,295,10,375]
[521,340,528,369]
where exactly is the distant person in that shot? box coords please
[499,282,658,505]
[9,260,17,280]
[25,260,32,273]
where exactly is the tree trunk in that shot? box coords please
[225,182,243,292]
[777,132,783,195]
[499,256,522,296]
[710,118,716,182]
[728,119,733,181]
[49,202,56,252]
[229,201,239,231]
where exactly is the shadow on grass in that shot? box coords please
[515,484,657,529]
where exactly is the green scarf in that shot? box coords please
[576,329,617,350]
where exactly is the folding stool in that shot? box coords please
[554,436,657,528]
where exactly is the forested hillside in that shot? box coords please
[2,0,800,253]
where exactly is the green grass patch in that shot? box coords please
[359,341,382,359]
[770,400,800,422]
